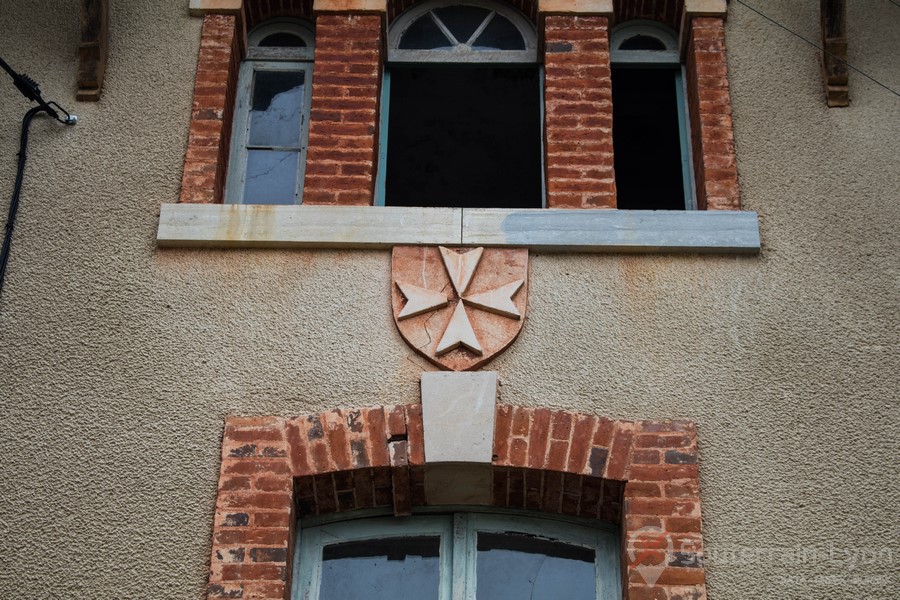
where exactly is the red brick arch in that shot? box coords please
[207,405,707,599]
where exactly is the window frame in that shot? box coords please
[225,19,315,205]
[293,509,620,600]
[376,0,545,209]
[610,20,697,210]
[387,0,538,64]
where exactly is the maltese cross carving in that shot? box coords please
[392,246,529,371]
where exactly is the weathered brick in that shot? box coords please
[604,426,634,480]
[543,15,615,208]
[304,14,382,205]
[253,511,290,529]
[249,547,287,563]
[220,564,286,582]
[493,405,513,464]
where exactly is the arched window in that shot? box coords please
[226,19,315,205]
[388,1,537,62]
[295,510,619,599]
[377,0,543,210]
[611,21,696,210]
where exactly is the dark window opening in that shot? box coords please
[385,67,542,209]
[619,34,666,51]
[259,32,306,47]
[612,67,686,210]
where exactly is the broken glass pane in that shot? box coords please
[399,14,453,49]
[476,532,596,600]
[433,6,491,44]
[242,150,298,204]
[248,70,305,148]
[319,536,441,600]
[472,14,525,50]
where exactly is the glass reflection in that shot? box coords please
[476,532,596,600]
[320,536,441,600]
[249,71,305,148]
[243,150,298,204]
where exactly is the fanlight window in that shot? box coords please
[389,0,537,62]
[399,5,525,50]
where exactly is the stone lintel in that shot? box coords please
[685,0,727,16]
[313,0,387,12]
[538,0,613,15]
[421,371,497,464]
[158,204,761,253]
[188,0,242,16]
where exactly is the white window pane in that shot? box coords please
[248,70,305,148]
[319,537,441,600]
[476,532,596,600]
[242,150,298,204]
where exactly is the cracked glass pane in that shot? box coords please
[319,536,441,600]
[473,15,525,50]
[242,150,298,204]
[433,6,490,44]
[476,532,596,599]
[399,13,453,49]
[248,70,305,148]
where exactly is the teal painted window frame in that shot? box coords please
[375,0,545,209]
[611,20,697,210]
[293,510,620,600]
[225,20,316,205]
[375,64,546,209]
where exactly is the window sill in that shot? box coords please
[156,204,760,253]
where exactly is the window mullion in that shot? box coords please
[429,11,460,46]
[675,68,697,210]
[464,11,495,47]
[451,513,471,600]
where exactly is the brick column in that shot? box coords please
[543,14,616,208]
[180,14,241,204]
[303,13,383,205]
[622,421,706,599]
[685,17,740,210]
[208,417,294,600]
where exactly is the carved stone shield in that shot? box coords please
[391,246,529,371]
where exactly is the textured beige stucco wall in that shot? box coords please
[0,0,897,598]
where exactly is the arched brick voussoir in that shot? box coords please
[285,404,422,477]
[208,407,705,600]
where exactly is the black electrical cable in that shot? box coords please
[0,106,48,298]
[0,56,76,300]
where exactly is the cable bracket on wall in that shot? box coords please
[0,56,78,301]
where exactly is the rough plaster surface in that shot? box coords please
[0,0,897,598]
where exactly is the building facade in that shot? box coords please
[0,0,897,598]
